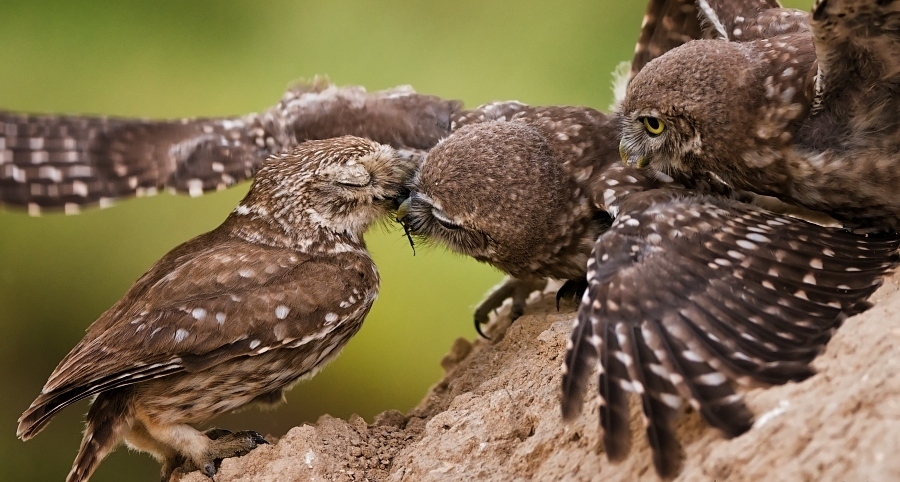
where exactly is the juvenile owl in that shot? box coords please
[620,0,900,231]
[17,136,414,482]
[398,104,900,477]
[0,78,458,214]
[399,103,617,328]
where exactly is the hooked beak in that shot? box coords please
[396,197,410,221]
[618,141,649,169]
[395,197,416,255]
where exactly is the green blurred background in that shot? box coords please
[0,1,808,480]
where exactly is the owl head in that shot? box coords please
[237,136,417,238]
[618,40,760,176]
[397,121,596,280]
[618,36,817,188]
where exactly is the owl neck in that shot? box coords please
[222,203,367,254]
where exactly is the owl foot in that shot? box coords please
[167,429,269,480]
[555,278,587,311]
[474,277,546,339]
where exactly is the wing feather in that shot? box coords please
[564,188,899,477]
[18,230,375,440]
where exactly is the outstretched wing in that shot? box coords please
[628,0,802,82]
[809,0,900,129]
[630,0,706,82]
[562,186,899,477]
[17,230,375,440]
[0,79,460,213]
[0,111,267,212]
[697,0,809,42]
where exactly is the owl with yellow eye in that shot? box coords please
[619,0,900,232]
[619,115,666,170]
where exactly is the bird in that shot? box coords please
[619,0,900,232]
[399,103,616,328]
[396,102,900,477]
[17,135,415,482]
[0,77,459,215]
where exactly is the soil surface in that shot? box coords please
[180,273,900,481]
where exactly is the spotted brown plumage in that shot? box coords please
[16,136,413,482]
[562,163,898,477]
[397,103,900,477]
[627,0,806,84]
[620,0,900,231]
[0,78,459,215]
[400,104,616,327]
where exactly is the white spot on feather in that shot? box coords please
[174,329,189,343]
[187,179,204,197]
[695,372,727,386]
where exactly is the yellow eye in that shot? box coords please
[642,117,665,136]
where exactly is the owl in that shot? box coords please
[397,104,900,477]
[399,103,617,331]
[0,78,458,215]
[619,0,900,232]
[17,136,414,482]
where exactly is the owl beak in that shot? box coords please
[618,141,649,169]
[396,197,410,221]
[394,197,416,255]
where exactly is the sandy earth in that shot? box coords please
[180,272,900,482]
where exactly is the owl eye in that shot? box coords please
[431,208,461,230]
[642,117,665,136]
[332,164,372,187]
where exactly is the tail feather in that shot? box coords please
[560,275,603,420]
[19,363,178,441]
[66,392,129,482]
[621,322,683,478]
[599,287,633,463]
[560,306,598,420]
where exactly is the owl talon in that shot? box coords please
[474,319,490,340]
[201,461,217,478]
[176,430,269,478]
[203,428,233,440]
[473,277,546,339]
[556,278,587,311]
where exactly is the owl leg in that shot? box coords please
[129,410,267,480]
[555,278,588,311]
[127,415,211,480]
[176,431,269,477]
[474,276,546,338]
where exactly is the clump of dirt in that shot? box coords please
[181,273,900,481]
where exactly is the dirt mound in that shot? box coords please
[181,273,900,481]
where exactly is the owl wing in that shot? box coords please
[17,232,374,440]
[628,0,798,82]
[1,80,459,213]
[809,0,900,118]
[0,111,268,212]
[630,0,706,82]
[449,101,529,131]
[561,185,899,477]
[696,1,810,42]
